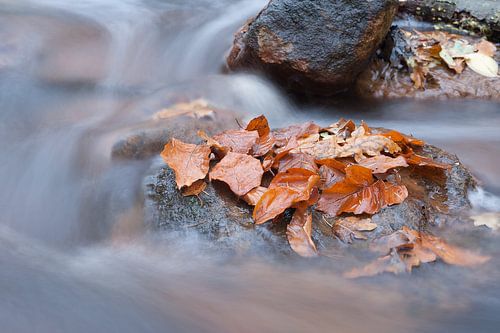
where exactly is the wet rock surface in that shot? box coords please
[227,0,399,96]
[355,27,500,100]
[144,139,476,255]
[399,0,500,42]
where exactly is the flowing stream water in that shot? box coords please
[1,1,500,332]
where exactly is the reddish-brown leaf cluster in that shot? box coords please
[161,115,457,259]
[346,226,490,278]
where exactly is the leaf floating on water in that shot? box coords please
[287,205,318,257]
[209,152,264,196]
[464,53,499,78]
[161,138,211,189]
[332,216,377,243]
[347,227,490,278]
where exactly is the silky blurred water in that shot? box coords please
[0,1,500,332]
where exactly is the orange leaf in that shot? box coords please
[381,130,425,147]
[209,152,264,196]
[278,153,319,174]
[161,138,211,189]
[246,115,270,137]
[357,155,409,174]
[286,205,318,257]
[212,129,259,154]
[273,122,320,147]
[242,186,267,206]
[181,180,207,197]
[253,169,320,224]
[317,165,408,216]
[404,153,451,170]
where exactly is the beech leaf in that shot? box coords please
[332,216,377,243]
[242,186,267,206]
[209,152,264,196]
[161,138,211,189]
[181,180,207,197]
[212,129,259,154]
[357,155,409,174]
[464,53,499,78]
[287,206,318,257]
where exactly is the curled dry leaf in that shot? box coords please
[212,129,259,154]
[181,180,207,197]
[246,115,270,137]
[357,155,409,174]
[209,152,264,196]
[287,205,318,257]
[246,115,276,157]
[161,138,211,189]
[332,216,377,243]
[317,165,408,216]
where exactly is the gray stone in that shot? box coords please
[227,0,399,95]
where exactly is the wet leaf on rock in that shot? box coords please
[161,138,211,189]
[332,216,377,243]
[181,180,207,197]
[287,205,318,257]
[357,155,409,174]
[209,152,264,196]
[212,129,259,154]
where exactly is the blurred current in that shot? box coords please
[0,0,500,332]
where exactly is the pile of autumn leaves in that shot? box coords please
[161,115,489,276]
[404,30,498,88]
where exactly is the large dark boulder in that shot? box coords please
[227,0,399,95]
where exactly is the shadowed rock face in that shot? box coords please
[144,141,475,256]
[227,0,399,96]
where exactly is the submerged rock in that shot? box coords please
[227,0,399,95]
[144,139,476,255]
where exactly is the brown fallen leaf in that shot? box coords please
[212,129,259,154]
[357,155,409,174]
[380,130,424,148]
[209,152,264,196]
[339,125,401,161]
[476,39,497,57]
[273,122,320,147]
[324,118,356,139]
[161,138,211,189]
[404,153,451,170]
[318,165,345,190]
[287,205,318,257]
[246,115,276,157]
[317,165,408,216]
[344,249,406,278]
[278,152,319,174]
[351,227,490,277]
[242,186,267,206]
[254,169,320,224]
[246,115,271,137]
[181,180,207,197]
[332,216,377,243]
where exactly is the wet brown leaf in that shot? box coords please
[317,165,408,216]
[273,122,320,147]
[246,115,276,156]
[339,125,401,161]
[357,155,409,174]
[209,152,264,196]
[212,129,259,154]
[278,153,319,174]
[161,138,211,189]
[253,169,320,224]
[318,165,345,190]
[246,115,270,137]
[242,186,267,206]
[287,205,318,257]
[332,216,377,243]
[404,153,451,170]
[380,130,424,148]
[181,180,207,197]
